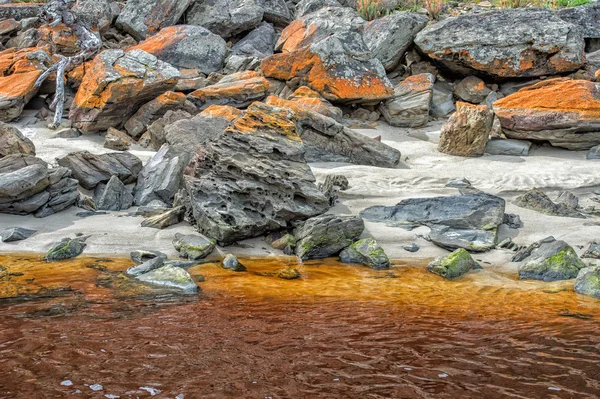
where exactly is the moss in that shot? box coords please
[545,248,585,276]
[428,249,476,279]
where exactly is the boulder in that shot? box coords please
[295,0,341,18]
[172,233,216,260]
[136,265,199,293]
[438,102,493,157]
[57,151,142,191]
[414,9,585,78]
[0,47,55,121]
[116,0,193,40]
[129,25,227,73]
[0,121,35,158]
[427,249,479,280]
[126,256,165,276]
[485,138,531,156]
[558,3,600,39]
[0,227,36,242]
[339,237,390,270]
[185,0,264,39]
[493,79,600,150]
[514,237,586,282]
[72,0,117,33]
[363,12,428,72]
[130,249,168,265]
[124,91,186,139]
[133,145,187,206]
[454,76,491,104]
[379,74,434,128]
[69,49,180,132]
[263,0,292,26]
[574,266,600,299]
[163,113,230,155]
[582,242,600,259]
[515,188,585,218]
[147,110,192,150]
[221,254,247,272]
[294,214,364,261]
[44,237,88,262]
[187,72,270,110]
[93,175,134,211]
[225,23,276,74]
[103,130,130,151]
[360,193,506,252]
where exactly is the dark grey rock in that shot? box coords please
[295,0,341,18]
[318,174,349,206]
[515,188,585,218]
[57,151,142,190]
[126,256,165,276]
[431,84,455,118]
[558,3,600,39]
[221,254,247,271]
[185,0,264,39]
[44,237,88,262]
[72,0,117,33]
[485,138,531,156]
[0,227,36,242]
[582,242,600,259]
[503,213,522,229]
[164,114,229,155]
[574,266,600,299]
[230,22,276,60]
[130,250,168,265]
[263,0,291,26]
[427,248,480,280]
[93,175,134,211]
[339,238,390,270]
[173,233,216,260]
[403,243,420,252]
[294,214,364,261]
[116,0,193,40]
[515,237,586,282]
[0,121,35,158]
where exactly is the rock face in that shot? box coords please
[427,249,480,280]
[493,79,600,150]
[183,107,330,245]
[116,0,193,40]
[363,12,428,72]
[438,102,493,157]
[185,0,264,38]
[0,122,35,158]
[188,72,270,110]
[172,233,216,260]
[379,74,434,128]
[262,8,393,103]
[69,49,180,132]
[294,215,364,261]
[574,266,600,299]
[360,193,506,252]
[130,25,227,73]
[415,9,585,78]
[57,151,142,191]
[515,188,585,218]
[134,145,187,206]
[45,237,88,262]
[124,91,186,139]
[514,237,586,282]
[225,22,276,73]
[0,47,55,121]
[93,175,134,211]
[339,238,390,270]
[558,3,600,39]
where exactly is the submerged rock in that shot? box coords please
[574,266,600,299]
[515,188,585,218]
[173,233,216,260]
[0,227,36,242]
[277,268,301,280]
[339,238,390,270]
[136,265,199,294]
[45,237,88,262]
[126,256,165,277]
[438,102,493,157]
[427,249,480,280]
[221,254,247,272]
[294,215,364,261]
[514,237,586,282]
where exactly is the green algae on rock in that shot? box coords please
[44,237,87,262]
[173,233,216,261]
[339,238,390,270]
[515,237,586,282]
[574,266,600,299]
[427,249,480,280]
[277,268,301,280]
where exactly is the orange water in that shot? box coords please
[1,254,599,398]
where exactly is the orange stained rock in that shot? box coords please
[129,25,189,56]
[285,87,341,119]
[493,78,600,120]
[397,74,434,93]
[189,76,270,101]
[154,90,186,105]
[200,104,243,122]
[230,101,300,140]
[38,23,80,54]
[289,86,321,99]
[261,48,393,102]
[219,70,261,83]
[0,70,41,99]
[595,69,600,80]
[276,20,314,53]
[67,60,93,86]
[0,47,51,75]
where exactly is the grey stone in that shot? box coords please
[126,256,165,276]
[587,144,600,160]
[431,84,455,118]
[44,237,88,262]
[133,145,187,206]
[124,92,186,140]
[403,243,420,252]
[295,0,341,17]
[72,0,117,33]
[136,265,199,293]
[263,0,292,26]
[574,266,600,299]
[116,0,193,40]
[503,213,522,229]
[57,151,142,190]
[582,242,600,259]
[427,249,480,280]
[0,121,35,158]
[130,250,168,265]
[147,110,192,150]
[515,237,586,282]
[93,175,134,211]
[454,76,491,104]
[141,206,184,229]
[515,188,585,218]
[485,138,531,156]
[221,254,247,272]
[185,0,264,39]
[164,114,230,155]
[339,237,390,270]
[230,22,276,60]
[380,74,434,128]
[294,215,364,261]
[173,233,216,260]
[0,227,36,242]
[558,3,600,39]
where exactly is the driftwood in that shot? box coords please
[34,0,102,129]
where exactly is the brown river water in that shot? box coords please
[0,254,600,398]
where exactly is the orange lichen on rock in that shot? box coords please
[280,86,342,120]
[275,20,318,53]
[188,75,270,110]
[129,25,189,56]
[200,105,243,122]
[37,23,81,56]
[229,101,300,140]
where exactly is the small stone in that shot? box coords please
[104,130,130,151]
[454,76,491,104]
[485,138,531,156]
[427,249,480,279]
[271,234,296,251]
[403,243,420,253]
[53,128,81,139]
[130,250,168,265]
[438,102,493,157]
[277,268,301,280]
[221,254,247,272]
[45,237,88,262]
[136,265,199,293]
[0,227,36,242]
[582,242,600,259]
[173,233,216,260]
[339,238,391,270]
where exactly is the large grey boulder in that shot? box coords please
[185,0,264,39]
[574,266,600,299]
[513,236,586,282]
[0,122,35,158]
[415,9,585,78]
[339,237,390,270]
[294,214,364,261]
[230,22,276,60]
[558,3,600,39]
[57,151,142,191]
[116,0,193,40]
[93,175,134,211]
[361,193,506,252]
[164,114,230,155]
[72,0,118,33]
[263,0,292,26]
[363,12,428,72]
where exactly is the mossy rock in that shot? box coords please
[339,238,390,270]
[44,237,87,262]
[574,266,600,299]
[294,215,364,261]
[277,268,301,280]
[173,233,216,260]
[518,240,586,282]
[427,249,479,280]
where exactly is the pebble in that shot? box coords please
[140,386,161,396]
[60,380,73,386]
[90,384,103,391]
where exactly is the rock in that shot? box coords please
[262,7,393,103]
[363,12,428,72]
[582,242,600,259]
[360,193,506,252]
[129,25,227,73]
[503,213,522,229]
[445,178,471,188]
[379,74,434,128]
[221,254,247,272]
[294,215,364,261]
[57,151,142,190]
[124,91,186,139]
[438,102,493,157]
[485,138,531,156]
[558,3,600,39]
[0,121,35,158]
[130,250,168,264]
[271,234,296,251]
[263,0,292,26]
[93,175,134,211]
[225,22,276,73]
[339,238,390,270]
[318,174,349,206]
[116,0,193,40]
[431,84,455,118]
[44,237,88,262]
[515,188,585,218]
[103,130,130,151]
[126,256,165,276]
[72,0,116,33]
[136,265,199,293]
[587,144,600,160]
[185,0,264,39]
[183,104,330,245]
[163,113,230,155]
[173,233,216,260]
[0,3,42,21]
[277,268,301,280]
[147,110,192,150]
[141,206,184,229]
[295,0,341,17]
[556,190,579,209]
[0,227,36,242]
[414,9,585,78]
[403,243,419,252]
[427,249,479,280]
[515,237,586,282]
[574,266,600,299]
[53,128,81,139]
[133,145,187,206]
[69,49,180,132]
[0,47,55,121]
[454,76,491,104]
[187,72,270,110]
[493,79,600,150]
[0,18,19,36]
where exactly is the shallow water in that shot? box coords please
[1,254,600,398]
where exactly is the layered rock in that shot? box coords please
[379,74,434,128]
[57,151,142,190]
[294,214,364,261]
[438,102,493,157]
[115,0,193,40]
[225,23,276,74]
[72,0,118,33]
[493,79,600,150]
[513,237,586,282]
[263,0,292,26]
[515,188,585,218]
[185,0,264,39]
[124,91,186,139]
[129,25,227,73]
[93,175,134,211]
[558,3,600,39]
[69,49,180,132]
[360,193,506,252]
[414,9,585,78]
[187,72,270,110]
[0,3,43,21]
[0,121,35,158]
[454,76,491,104]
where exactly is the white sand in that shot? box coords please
[2,114,600,273]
